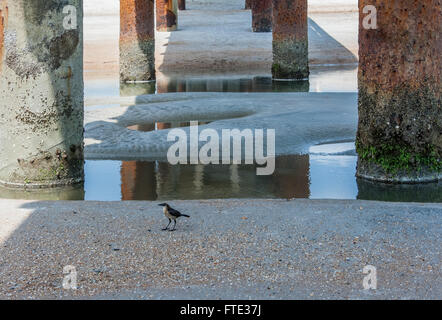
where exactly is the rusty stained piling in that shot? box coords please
[120,0,155,82]
[272,0,309,80]
[178,0,185,10]
[156,0,178,32]
[0,0,84,188]
[0,4,4,72]
[252,0,272,32]
[357,0,441,183]
[245,0,252,10]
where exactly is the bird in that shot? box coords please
[158,203,190,231]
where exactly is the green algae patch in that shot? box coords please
[356,142,441,175]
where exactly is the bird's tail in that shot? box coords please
[181,214,190,218]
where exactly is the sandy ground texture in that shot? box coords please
[84,92,357,160]
[84,0,358,79]
[0,199,440,299]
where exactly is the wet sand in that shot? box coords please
[84,92,358,159]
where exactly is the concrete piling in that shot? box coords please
[252,0,272,32]
[156,0,178,32]
[0,4,4,72]
[120,0,155,82]
[272,0,309,80]
[0,0,84,188]
[356,0,441,183]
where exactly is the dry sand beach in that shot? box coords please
[0,199,440,299]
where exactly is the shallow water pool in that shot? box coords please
[1,142,440,202]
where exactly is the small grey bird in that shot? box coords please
[158,203,190,231]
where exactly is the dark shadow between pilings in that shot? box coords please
[307,18,358,66]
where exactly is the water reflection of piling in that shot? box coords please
[178,0,186,10]
[121,124,156,202]
[187,80,208,92]
[155,77,310,93]
[177,80,187,92]
[356,179,442,203]
[156,123,172,130]
[118,155,311,200]
[127,124,156,132]
[120,82,156,96]
[273,155,310,199]
[0,185,85,201]
[154,164,249,199]
[156,77,177,93]
[121,161,157,200]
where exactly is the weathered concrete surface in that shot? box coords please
[356,0,441,183]
[0,0,84,188]
[119,0,155,82]
[83,92,357,160]
[272,0,309,79]
[156,0,178,32]
[252,0,272,32]
[0,199,440,299]
[0,4,4,72]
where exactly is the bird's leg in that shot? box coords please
[162,219,171,231]
[169,220,177,232]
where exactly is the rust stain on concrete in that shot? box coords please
[359,0,441,93]
[120,0,155,43]
[120,0,155,81]
[272,0,308,42]
[0,1,7,72]
[272,0,309,79]
[252,0,272,32]
[357,0,442,182]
